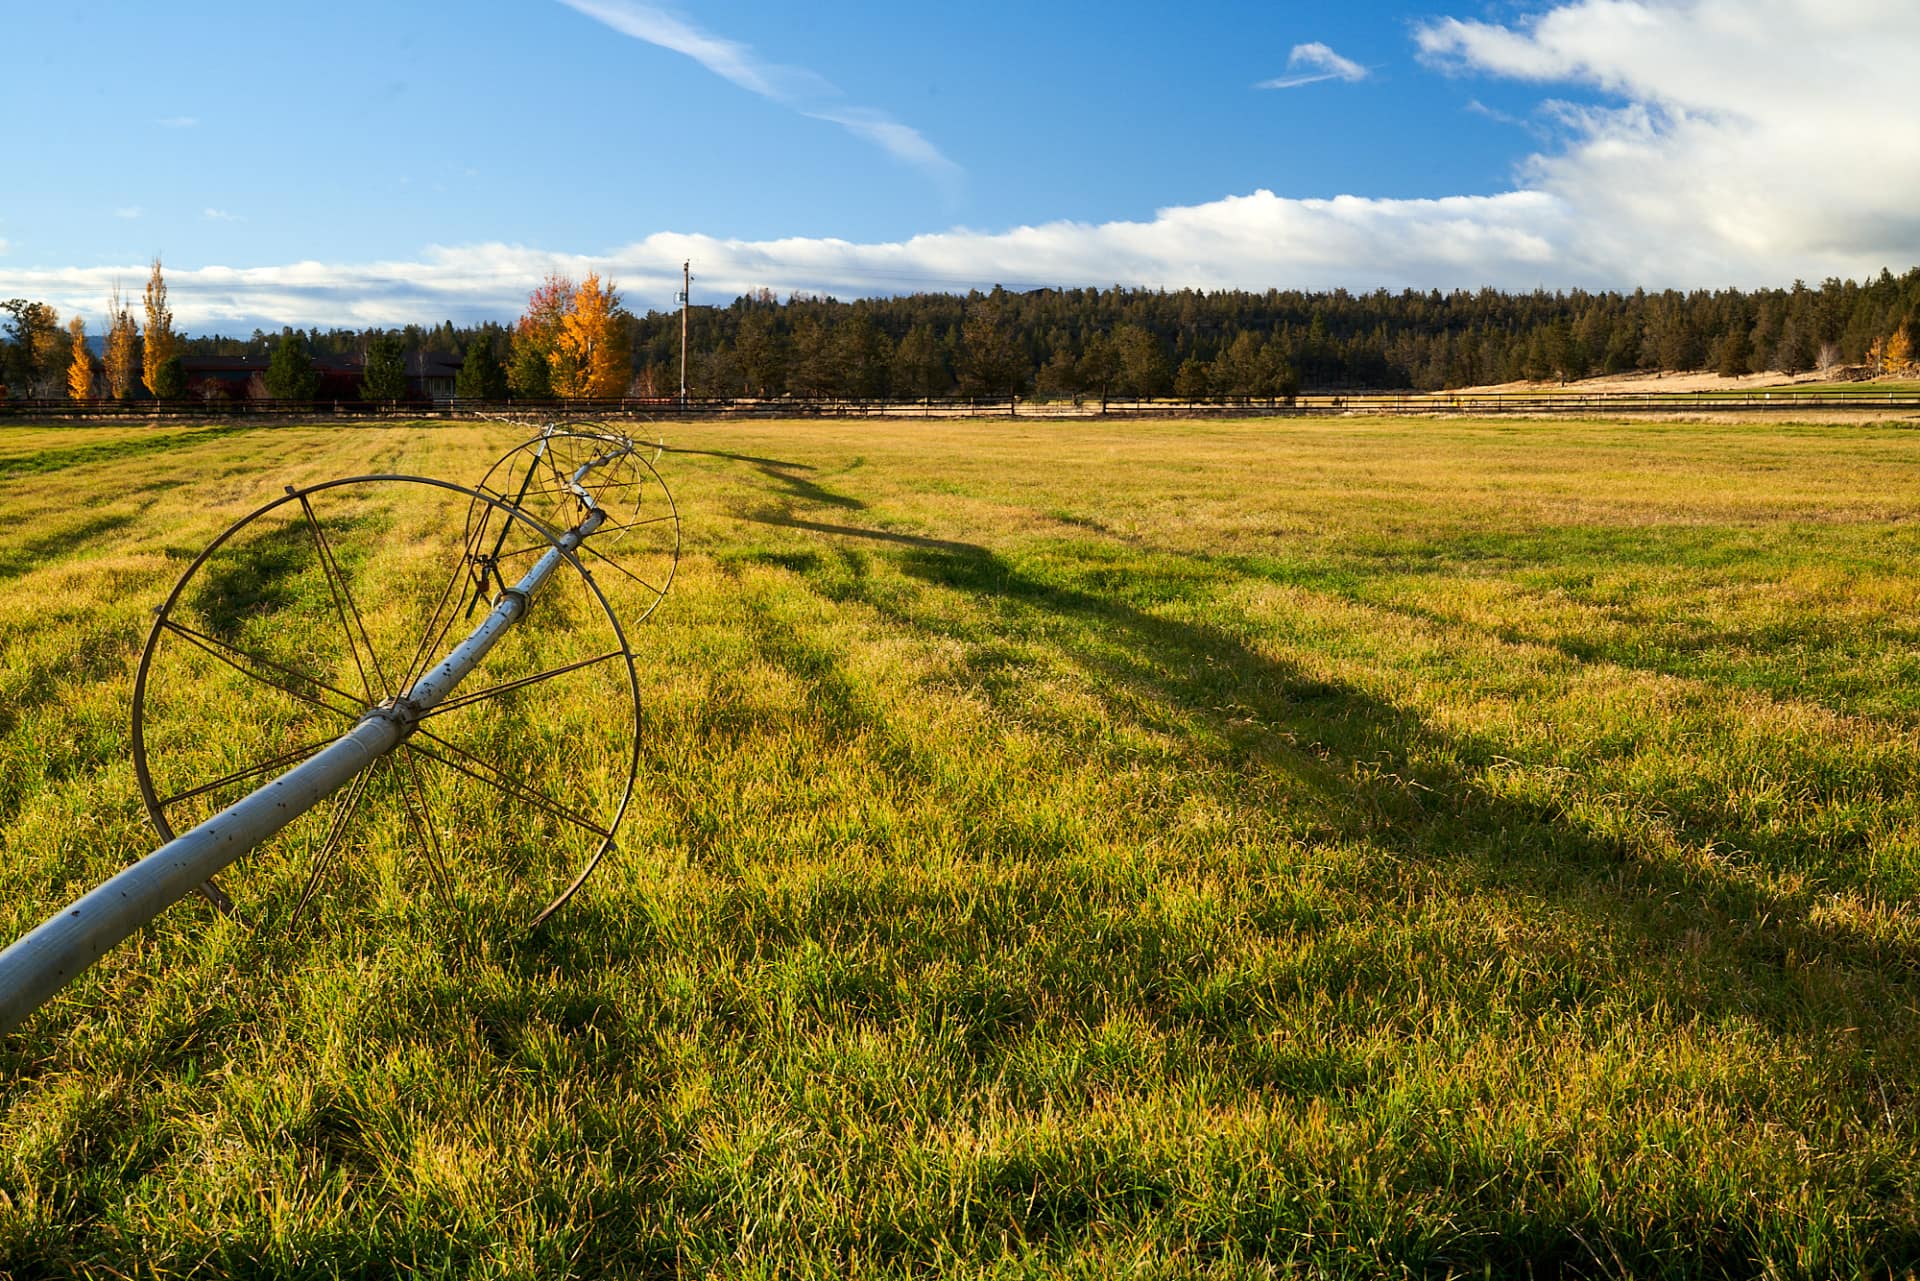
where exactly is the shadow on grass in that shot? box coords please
[741,510,979,555]
[0,510,138,582]
[0,423,259,481]
[710,513,1920,1267]
[895,539,1920,1022]
[657,444,816,471]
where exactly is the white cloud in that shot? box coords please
[1257,42,1369,90]
[115,206,143,220]
[155,116,198,129]
[203,208,244,222]
[555,0,959,188]
[0,189,1579,333]
[1416,0,1920,283]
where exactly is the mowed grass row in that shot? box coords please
[3,416,1920,1277]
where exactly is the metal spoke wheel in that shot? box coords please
[466,428,680,626]
[131,475,642,932]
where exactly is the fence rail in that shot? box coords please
[7,390,1920,422]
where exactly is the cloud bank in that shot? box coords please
[0,191,1575,333]
[4,0,1916,332]
[1416,0,1920,282]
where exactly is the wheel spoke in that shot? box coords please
[595,513,677,534]
[396,748,455,908]
[159,734,339,808]
[579,543,664,597]
[399,509,489,693]
[490,542,551,565]
[421,650,624,720]
[298,493,391,700]
[406,731,611,839]
[161,620,363,720]
[285,760,374,930]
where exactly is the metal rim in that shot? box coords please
[129,473,644,930]
[466,428,681,628]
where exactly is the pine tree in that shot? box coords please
[958,302,1023,396]
[888,323,944,399]
[1174,355,1212,400]
[735,310,787,396]
[360,333,407,402]
[153,355,186,400]
[66,316,91,401]
[789,316,834,396]
[142,257,177,396]
[454,335,509,401]
[1113,325,1169,397]
[1716,329,1752,378]
[835,312,891,398]
[264,331,319,400]
[1077,334,1120,405]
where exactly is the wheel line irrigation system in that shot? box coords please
[0,424,679,1035]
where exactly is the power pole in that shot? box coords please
[677,260,692,407]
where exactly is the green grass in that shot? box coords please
[5,416,1920,1277]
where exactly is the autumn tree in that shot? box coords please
[66,316,91,401]
[142,256,178,396]
[550,273,630,399]
[508,274,572,398]
[104,285,139,400]
[1884,325,1915,375]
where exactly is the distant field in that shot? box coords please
[6,415,1920,1276]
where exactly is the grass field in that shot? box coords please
[5,415,1920,1277]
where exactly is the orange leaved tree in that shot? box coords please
[508,272,631,400]
[551,273,631,399]
[507,274,574,398]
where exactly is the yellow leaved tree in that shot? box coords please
[507,272,632,400]
[66,316,91,401]
[105,285,139,400]
[142,257,178,396]
[1884,325,1915,376]
[549,273,632,399]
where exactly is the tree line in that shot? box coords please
[10,265,1920,402]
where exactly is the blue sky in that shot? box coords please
[4,1,1914,331]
